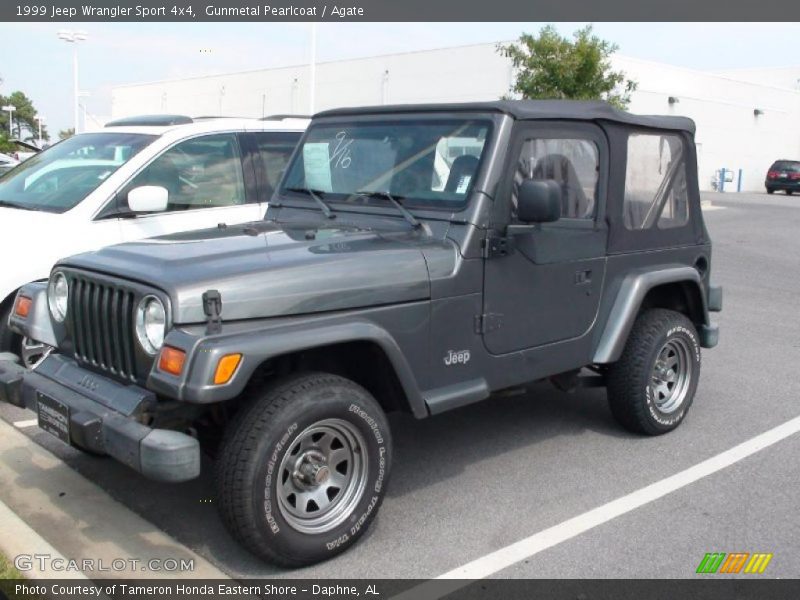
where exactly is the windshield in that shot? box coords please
[280,119,491,211]
[0,132,156,213]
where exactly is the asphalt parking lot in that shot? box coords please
[1,191,799,580]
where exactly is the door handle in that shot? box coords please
[575,270,592,284]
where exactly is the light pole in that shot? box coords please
[57,29,88,134]
[309,23,317,114]
[2,105,16,137]
[78,91,90,132]
[35,115,45,146]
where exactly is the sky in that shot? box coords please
[1,21,799,135]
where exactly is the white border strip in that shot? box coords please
[394,415,800,598]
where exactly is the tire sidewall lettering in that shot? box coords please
[349,403,385,445]
[341,403,388,549]
[645,384,686,426]
[666,325,701,363]
[263,422,299,535]
[645,326,699,428]
[260,395,390,555]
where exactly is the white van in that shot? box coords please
[0,114,308,365]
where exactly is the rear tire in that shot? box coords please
[606,309,701,435]
[787,190,794,196]
[766,187,775,194]
[215,372,392,567]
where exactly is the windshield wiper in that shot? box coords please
[0,200,36,211]
[356,191,420,229]
[284,187,336,219]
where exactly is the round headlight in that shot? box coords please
[48,272,69,323]
[135,296,166,355]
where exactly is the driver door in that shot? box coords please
[482,122,609,355]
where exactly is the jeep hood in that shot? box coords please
[59,221,437,324]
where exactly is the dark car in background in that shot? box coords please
[765,160,800,195]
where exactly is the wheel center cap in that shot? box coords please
[294,450,329,488]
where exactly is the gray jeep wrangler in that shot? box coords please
[0,100,722,566]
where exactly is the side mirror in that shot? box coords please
[517,179,562,223]
[127,185,169,213]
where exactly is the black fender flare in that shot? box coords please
[149,319,428,418]
[593,266,709,364]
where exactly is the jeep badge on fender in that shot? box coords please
[0,100,721,567]
[445,350,471,366]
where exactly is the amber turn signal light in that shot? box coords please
[158,346,186,376]
[14,296,32,318]
[214,354,242,385]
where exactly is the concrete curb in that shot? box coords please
[0,499,89,580]
[0,418,230,580]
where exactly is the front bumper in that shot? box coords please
[0,355,200,483]
[766,179,800,191]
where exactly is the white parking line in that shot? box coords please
[396,414,800,597]
[13,419,38,428]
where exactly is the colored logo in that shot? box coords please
[696,552,773,574]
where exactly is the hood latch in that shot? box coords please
[202,290,223,335]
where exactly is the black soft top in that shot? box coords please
[316,100,695,134]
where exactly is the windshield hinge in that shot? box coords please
[475,313,503,335]
[483,234,514,259]
[202,290,223,335]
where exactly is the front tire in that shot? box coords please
[215,372,392,567]
[607,309,701,435]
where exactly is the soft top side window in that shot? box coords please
[512,138,599,220]
[624,133,689,230]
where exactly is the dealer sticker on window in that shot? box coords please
[303,143,333,192]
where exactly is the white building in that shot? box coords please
[111,42,800,192]
[713,66,800,91]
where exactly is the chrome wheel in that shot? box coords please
[276,418,368,535]
[650,338,693,414]
[21,337,52,370]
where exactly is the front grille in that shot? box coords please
[68,276,139,381]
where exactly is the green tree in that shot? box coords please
[0,133,14,154]
[0,90,49,142]
[59,128,75,140]
[499,26,637,109]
